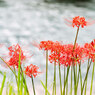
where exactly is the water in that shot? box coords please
[0,0,95,94]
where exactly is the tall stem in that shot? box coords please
[20,67,29,95]
[58,56,62,95]
[63,66,66,95]
[31,75,36,95]
[45,50,48,95]
[63,66,70,95]
[73,27,80,50]
[52,61,56,95]
[70,66,72,95]
[73,26,80,95]
[90,62,95,95]
[81,59,92,95]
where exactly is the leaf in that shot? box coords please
[40,80,50,95]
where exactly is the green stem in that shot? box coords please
[81,59,92,95]
[58,57,62,95]
[90,62,95,95]
[63,66,66,95]
[52,61,56,95]
[84,78,87,95]
[63,66,70,95]
[79,64,82,94]
[45,50,48,95]
[20,67,29,95]
[0,57,17,79]
[73,65,77,95]
[73,27,80,50]
[76,64,80,93]
[70,66,72,95]
[31,75,36,95]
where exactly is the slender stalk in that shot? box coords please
[0,57,17,79]
[31,75,36,95]
[0,72,6,95]
[73,27,80,50]
[66,77,68,95]
[73,65,77,95]
[20,67,29,95]
[63,66,70,95]
[79,63,82,93]
[72,26,80,95]
[52,60,56,95]
[58,56,62,95]
[54,61,56,95]
[45,50,48,95]
[70,66,72,95]
[90,62,95,95]
[18,49,21,95]
[63,66,66,95]
[84,78,87,95]
[81,59,92,95]
[76,64,80,93]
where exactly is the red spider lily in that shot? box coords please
[84,39,95,62]
[7,44,26,67]
[49,43,85,66]
[60,44,85,66]
[65,16,95,28]
[72,16,87,28]
[24,64,40,78]
[39,40,54,51]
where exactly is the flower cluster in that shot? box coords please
[7,44,26,67]
[39,41,86,66]
[72,16,87,28]
[24,64,40,78]
[84,39,95,62]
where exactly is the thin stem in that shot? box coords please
[79,64,82,94]
[84,78,87,95]
[45,50,48,95]
[20,67,29,95]
[58,56,62,95]
[76,64,80,93]
[73,65,77,95]
[63,66,66,95]
[90,62,95,95]
[52,61,56,95]
[63,66,70,95]
[70,66,72,95]
[81,59,92,95]
[73,27,80,50]
[0,57,17,79]
[31,75,36,95]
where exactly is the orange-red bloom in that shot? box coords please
[24,64,40,78]
[7,44,26,67]
[39,40,54,51]
[84,39,95,62]
[72,16,87,28]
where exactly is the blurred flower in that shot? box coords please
[84,39,95,62]
[7,44,26,67]
[24,64,40,78]
[39,40,54,51]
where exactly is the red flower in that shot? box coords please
[72,16,87,28]
[84,39,95,62]
[39,40,54,51]
[24,64,40,78]
[7,44,26,67]
[49,43,85,66]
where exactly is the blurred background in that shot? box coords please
[0,0,95,94]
